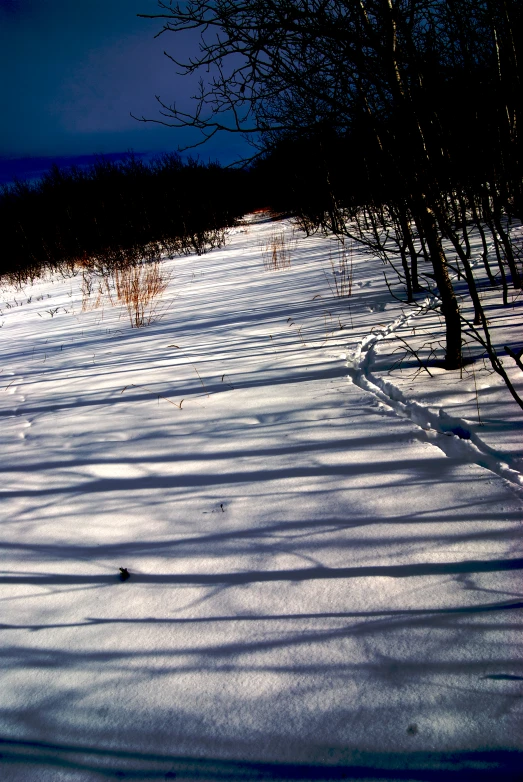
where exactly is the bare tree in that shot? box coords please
[137,0,522,390]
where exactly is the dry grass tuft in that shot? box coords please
[81,268,104,312]
[81,256,171,327]
[325,239,353,298]
[113,260,169,327]
[261,230,291,271]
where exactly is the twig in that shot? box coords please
[121,383,183,409]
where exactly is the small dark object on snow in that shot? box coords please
[119,567,130,581]
[407,724,418,736]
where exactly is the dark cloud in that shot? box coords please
[0,0,251,178]
[0,0,24,14]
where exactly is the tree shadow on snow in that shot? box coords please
[0,736,522,781]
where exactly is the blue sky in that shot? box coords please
[0,0,251,183]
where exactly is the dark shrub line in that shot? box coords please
[0,153,255,284]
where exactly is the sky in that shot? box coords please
[0,0,252,183]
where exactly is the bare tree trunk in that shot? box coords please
[398,208,422,293]
[456,192,472,259]
[485,216,510,304]
[443,221,484,325]
[469,192,496,284]
[398,238,414,302]
[492,208,521,288]
[416,201,462,369]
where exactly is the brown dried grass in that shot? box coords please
[113,260,169,327]
[80,256,170,327]
[261,230,291,271]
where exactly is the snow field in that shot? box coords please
[0,214,522,780]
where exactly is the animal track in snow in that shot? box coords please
[345,300,523,494]
[18,421,32,440]
[3,374,31,438]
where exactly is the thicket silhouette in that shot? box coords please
[0,154,253,284]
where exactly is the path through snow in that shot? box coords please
[345,301,523,494]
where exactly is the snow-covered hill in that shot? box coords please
[1,214,522,780]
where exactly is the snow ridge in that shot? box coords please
[345,300,523,492]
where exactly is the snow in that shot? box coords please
[1,213,522,781]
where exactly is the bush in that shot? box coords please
[0,154,257,283]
